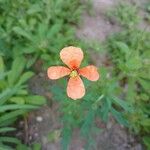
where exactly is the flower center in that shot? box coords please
[70,70,78,78]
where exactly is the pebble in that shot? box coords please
[34,133,39,138]
[36,116,43,122]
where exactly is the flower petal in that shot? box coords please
[60,46,84,69]
[79,65,99,81]
[67,76,85,100]
[47,66,70,80]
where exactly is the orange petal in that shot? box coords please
[47,66,70,80]
[79,65,99,81]
[67,76,85,100]
[60,46,84,69]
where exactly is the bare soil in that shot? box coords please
[76,0,121,41]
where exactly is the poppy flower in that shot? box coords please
[47,46,99,100]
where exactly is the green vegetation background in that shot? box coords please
[0,0,150,150]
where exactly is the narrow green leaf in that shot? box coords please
[16,143,31,150]
[112,97,133,112]
[27,4,42,14]
[0,110,27,124]
[115,41,130,54]
[26,54,38,68]
[126,56,142,70]
[17,71,34,86]
[0,127,16,133]
[25,95,46,105]
[13,27,32,41]
[0,56,4,73]
[139,78,150,92]
[10,97,25,104]
[80,110,95,137]
[8,57,26,86]
[32,143,41,150]
[0,87,19,105]
[61,127,72,150]
[16,89,28,95]
[0,137,20,144]
[0,144,13,150]
[0,104,38,112]
[141,119,150,126]
[100,98,112,122]
[111,108,128,126]
[143,136,150,149]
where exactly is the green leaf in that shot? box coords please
[13,27,32,41]
[7,57,26,86]
[0,87,19,105]
[10,97,25,104]
[41,54,50,61]
[17,72,34,86]
[0,72,8,80]
[47,24,62,38]
[61,127,72,150]
[115,41,130,54]
[141,119,150,127]
[27,4,42,15]
[0,144,13,150]
[32,143,41,150]
[16,89,28,95]
[111,108,128,126]
[22,46,36,54]
[16,144,31,150]
[80,110,95,137]
[26,54,38,68]
[0,117,16,128]
[0,56,4,73]
[0,137,20,144]
[126,56,142,70]
[143,136,150,149]
[0,110,27,125]
[25,96,46,106]
[100,98,112,122]
[138,78,150,92]
[47,130,61,142]
[112,97,133,112]
[0,127,16,133]
[0,104,38,112]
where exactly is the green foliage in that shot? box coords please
[143,136,150,150]
[108,2,140,28]
[107,27,150,148]
[0,56,46,148]
[50,2,150,149]
[144,2,150,22]
[51,67,132,149]
[0,0,149,149]
[0,0,83,68]
[107,2,150,147]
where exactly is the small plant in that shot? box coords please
[50,55,132,150]
[0,56,46,148]
[108,2,140,28]
[0,0,83,68]
[107,28,150,149]
[144,2,150,23]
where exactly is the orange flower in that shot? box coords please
[47,46,99,100]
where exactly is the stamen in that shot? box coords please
[70,70,78,78]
